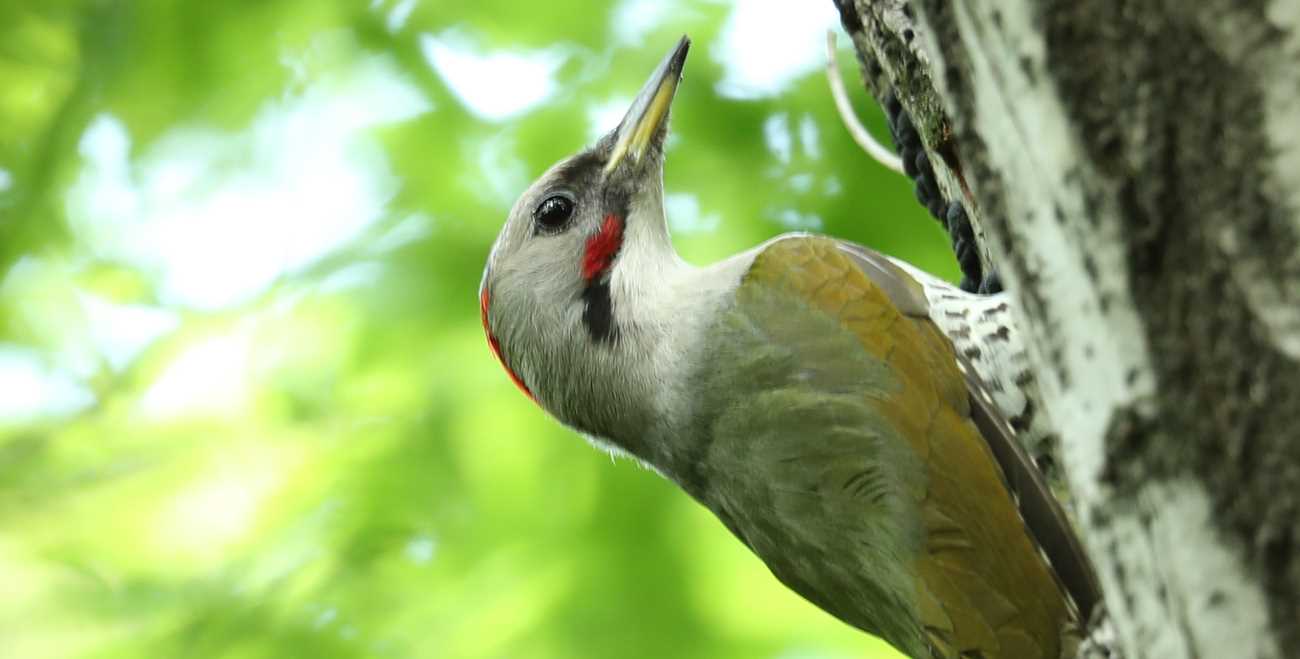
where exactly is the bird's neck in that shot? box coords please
[577,243,758,490]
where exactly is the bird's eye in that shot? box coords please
[533,195,575,231]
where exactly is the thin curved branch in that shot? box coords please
[825,31,904,176]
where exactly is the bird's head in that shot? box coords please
[480,37,693,459]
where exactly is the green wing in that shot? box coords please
[834,240,1101,627]
[690,236,1076,659]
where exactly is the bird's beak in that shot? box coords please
[604,36,690,174]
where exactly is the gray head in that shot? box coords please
[480,37,692,460]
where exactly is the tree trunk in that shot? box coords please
[833,1,1300,657]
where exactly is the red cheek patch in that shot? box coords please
[480,288,536,403]
[581,214,624,281]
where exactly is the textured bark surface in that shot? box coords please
[835,1,1300,657]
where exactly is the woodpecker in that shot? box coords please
[480,37,1099,659]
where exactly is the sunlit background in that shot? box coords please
[0,1,958,657]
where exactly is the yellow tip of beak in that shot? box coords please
[605,36,690,174]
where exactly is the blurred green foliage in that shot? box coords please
[0,1,956,657]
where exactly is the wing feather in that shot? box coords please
[836,239,1101,623]
[692,236,1087,659]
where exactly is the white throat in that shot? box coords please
[589,222,760,477]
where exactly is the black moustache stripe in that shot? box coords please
[581,280,618,344]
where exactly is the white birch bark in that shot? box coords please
[834,1,1300,657]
